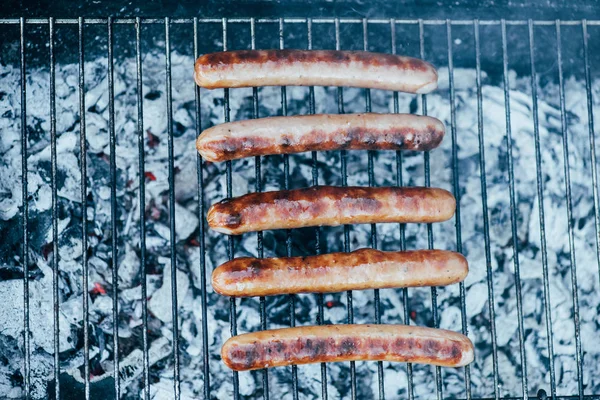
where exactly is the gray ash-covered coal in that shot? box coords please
[0,47,599,399]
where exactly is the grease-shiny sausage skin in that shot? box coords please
[196,113,445,162]
[207,186,455,235]
[221,324,474,371]
[194,50,438,93]
[212,249,467,297]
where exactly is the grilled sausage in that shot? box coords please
[197,113,445,162]
[194,49,438,93]
[207,186,455,235]
[212,249,467,297]
[221,324,474,371]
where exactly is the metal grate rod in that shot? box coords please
[500,19,529,399]
[555,20,584,400]
[164,17,182,399]
[49,16,61,400]
[581,20,600,302]
[390,19,415,400]
[222,18,241,400]
[107,16,121,399]
[0,17,600,26]
[19,16,31,400]
[277,18,301,400]
[419,20,444,400]
[4,18,600,26]
[446,19,473,400]
[361,18,386,400]
[248,17,271,400]
[334,17,357,400]
[472,20,501,400]
[306,18,328,400]
[193,17,212,400]
[527,19,557,399]
[78,16,91,400]
[135,16,151,400]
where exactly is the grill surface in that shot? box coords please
[0,16,599,400]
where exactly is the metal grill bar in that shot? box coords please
[136,16,151,400]
[500,19,529,399]
[472,19,500,400]
[277,18,301,400]
[582,20,600,305]
[390,18,415,400]
[19,16,31,400]
[2,18,600,25]
[333,17,357,400]
[164,17,182,399]
[418,20,444,400]
[221,18,241,400]
[107,16,121,398]
[436,17,472,399]
[361,19,385,400]
[446,18,472,400]
[527,19,557,398]
[305,18,328,400]
[247,17,271,400]
[78,16,91,400]
[555,20,584,400]
[49,16,61,400]
[193,17,211,400]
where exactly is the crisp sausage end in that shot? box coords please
[194,56,219,89]
[220,338,238,370]
[206,204,229,233]
[415,63,439,94]
[455,337,475,367]
[206,204,217,226]
[433,117,446,137]
[434,188,457,221]
[426,117,446,149]
[452,252,469,283]
[196,133,220,162]
[193,58,204,86]
[206,202,242,235]
[211,266,229,296]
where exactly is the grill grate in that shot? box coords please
[3,15,600,400]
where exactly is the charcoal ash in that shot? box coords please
[0,45,598,400]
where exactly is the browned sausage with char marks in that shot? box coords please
[196,113,445,162]
[212,249,467,297]
[194,49,438,93]
[221,324,474,371]
[207,186,456,235]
